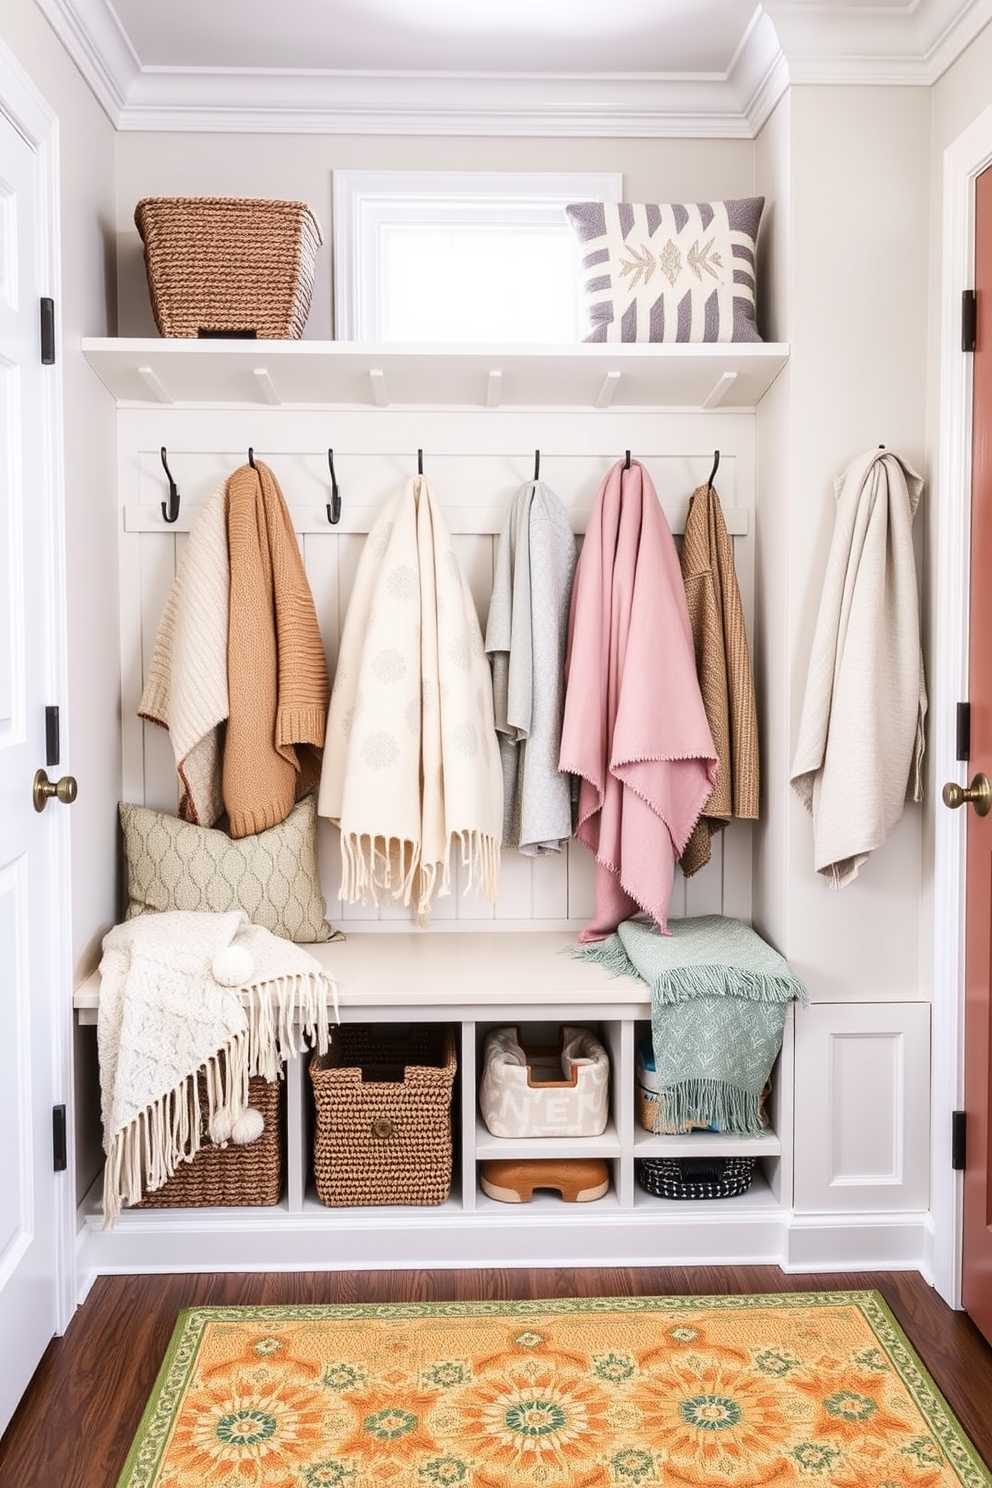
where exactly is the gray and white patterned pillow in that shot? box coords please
[565,197,764,343]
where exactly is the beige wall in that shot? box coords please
[114,132,759,337]
[0,0,120,1191]
[758,84,932,1000]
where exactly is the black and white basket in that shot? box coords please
[636,1155,756,1200]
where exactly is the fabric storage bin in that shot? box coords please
[134,1074,282,1209]
[134,196,323,339]
[635,1035,717,1135]
[310,1023,457,1206]
[636,1155,756,1200]
[479,1025,610,1137]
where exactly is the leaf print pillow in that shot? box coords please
[564,197,764,343]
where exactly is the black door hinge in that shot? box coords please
[45,705,60,768]
[963,290,977,353]
[956,701,971,762]
[40,297,55,365]
[952,1109,967,1171]
[52,1105,67,1172]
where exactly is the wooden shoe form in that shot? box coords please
[479,1157,610,1203]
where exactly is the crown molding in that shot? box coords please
[730,8,792,134]
[34,0,136,123]
[33,0,992,137]
[115,68,763,138]
[765,0,992,86]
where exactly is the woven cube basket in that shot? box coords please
[310,1024,457,1207]
[134,196,323,339]
[134,1074,282,1209]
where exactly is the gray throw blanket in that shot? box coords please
[574,915,807,1135]
[485,479,577,855]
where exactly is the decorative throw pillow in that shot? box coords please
[119,791,335,943]
[565,197,764,343]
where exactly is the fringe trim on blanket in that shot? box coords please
[340,831,501,927]
[657,1078,764,1138]
[101,971,335,1227]
[102,1031,249,1228]
[569,935,806,1006]
[568,935,639,981]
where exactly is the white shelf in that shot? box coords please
[474,1117,623,1160]
[80,337,789,411]
[633,1128,782,1159]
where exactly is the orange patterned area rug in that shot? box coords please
[117,1291,991,1488]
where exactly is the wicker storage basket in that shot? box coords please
[134,1074,282,1209]
[134,196,323,339]
[310,1023,457,1207]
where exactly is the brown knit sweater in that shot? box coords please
[679,482,760,876]
[223,459,330,838]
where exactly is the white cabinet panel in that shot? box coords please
[793,1002,930,1213]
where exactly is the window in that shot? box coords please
[333,170,622,344]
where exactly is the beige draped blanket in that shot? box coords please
[791,448,927,886]
[318,476,503,924]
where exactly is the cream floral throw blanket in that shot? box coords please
[319,475,502,924]
[98,909,335,1225]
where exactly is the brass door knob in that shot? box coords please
[942,773,992,817]
[33,768,78,813]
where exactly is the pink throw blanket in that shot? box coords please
[559,459,718,940]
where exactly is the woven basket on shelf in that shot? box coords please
[636,1155,756,1201]
[134,1074,282,1209]
[310,1024,458,1207]
[133,196,323,339]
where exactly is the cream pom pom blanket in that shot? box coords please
[98,909,336,1225]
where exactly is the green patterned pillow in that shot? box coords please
[119,792,334,943]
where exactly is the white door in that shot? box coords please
[0,86,72,1435]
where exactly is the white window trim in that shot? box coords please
[333,169,622,343]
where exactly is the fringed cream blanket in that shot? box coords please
[139,486,229,826]
[318,476,503,924]
[98,910,336,1225]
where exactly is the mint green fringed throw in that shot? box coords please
[573,915,807,1135]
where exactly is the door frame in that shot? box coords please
[0,35,75,1331]
[931,104,992,1311]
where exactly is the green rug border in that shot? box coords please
[116,1288,992,1488]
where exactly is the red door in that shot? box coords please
[960,163,992,1345]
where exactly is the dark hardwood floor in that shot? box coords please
[2,1267,991,1486]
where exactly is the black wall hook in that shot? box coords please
[248,447,256,468]
[160,446,180,524]
[534,450,541,481]
[417,449,424,476]
[707,449,720,491]
[327,449,341,525]
[624,450,631,470]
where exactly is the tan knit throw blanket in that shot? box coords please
[224,459,330,838]
[98,910,335,1226]
[318,476,503,924]
[679,481,760,876]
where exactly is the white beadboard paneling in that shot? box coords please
[531,849,571,920]
[792,1002,931,1213]
[115,405,756,931]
